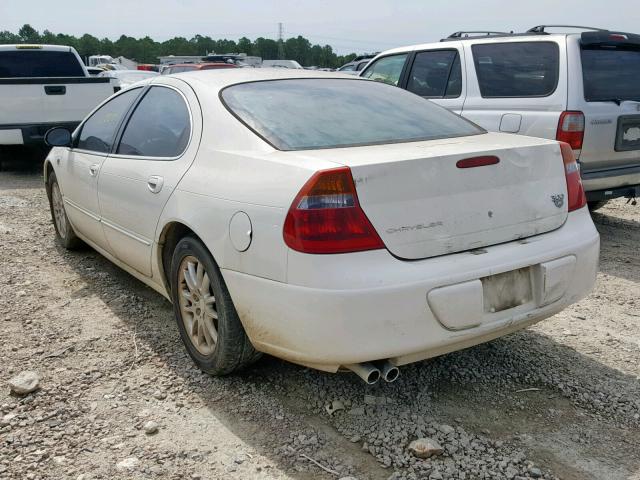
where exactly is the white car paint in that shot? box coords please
[361,30,640,199]
[44,69,599,373]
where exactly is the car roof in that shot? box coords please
[376,33,571,56]
[168,68,357,91]
[0,44,75,52]
[168,63,234,68]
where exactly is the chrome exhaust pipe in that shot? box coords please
[380,360,400,383]
[345,363,381,384]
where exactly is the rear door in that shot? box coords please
[399,46,466,113]
[98,78,201,277]
[568,32,640,173]
[461,39,567,137]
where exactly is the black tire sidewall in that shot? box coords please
[170,236,235,374]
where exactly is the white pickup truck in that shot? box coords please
[0,44,113,146]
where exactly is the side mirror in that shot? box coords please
[44,127,72,147]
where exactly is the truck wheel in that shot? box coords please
[47,172,83,249]
[588,200,608,212]
[170,235,261,375]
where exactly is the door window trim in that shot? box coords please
[401,48,463,99]
[72,87,144,156]
[110,84,194,162]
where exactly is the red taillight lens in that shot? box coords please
[283,167,384,254]
[556,111,585,151]
[559,142,587,211]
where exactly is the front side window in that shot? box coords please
[472,42,559,97]
[407,50,462,98]
[0,50,85,78]
[221,78,483,151]
[76,88,141,153]
[361,54,408,86]
[117,86,191,158]
[339,63,356,72]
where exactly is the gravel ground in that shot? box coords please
[0,153,639,480]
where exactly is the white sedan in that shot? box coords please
[43,69,599,384]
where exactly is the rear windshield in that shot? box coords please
[0,50,85,78]
[472,42,559,98]
[581,47,640,102]
[221,78,483,150]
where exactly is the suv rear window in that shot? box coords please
[221,78,483,151]
[581,47,640,102]
[472,42,559,98]
[0,50,85,78]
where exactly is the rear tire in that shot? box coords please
[170,235,261,375]
[588,200,608,212]
[47,172,83,249]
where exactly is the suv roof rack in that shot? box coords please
[527,25,607,33]
[446,31,511,39]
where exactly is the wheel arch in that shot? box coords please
[156,221,217,295]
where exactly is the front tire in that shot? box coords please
[47,172,82,249]
[170,236,261,375]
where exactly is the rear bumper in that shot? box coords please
[581,164,640,197]
[222,207,599,372]
[0,122,80,146]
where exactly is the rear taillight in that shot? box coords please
[283,167,384,254]
[556,111,585,151]
[559,142,587,211]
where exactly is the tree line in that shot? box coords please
[0,24,361,68]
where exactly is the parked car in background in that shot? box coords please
[0,44,113,147]
[338,54,376,74]
[361,26,640,207]
[261,59,304,69]
[43,69,598,383]
[161,63,238,75]
[99,69,158,92]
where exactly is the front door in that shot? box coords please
[98,79,201,277]
[58,88,143,249]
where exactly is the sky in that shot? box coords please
[2,0,640,54]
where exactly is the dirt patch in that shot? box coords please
[0,166,638,480]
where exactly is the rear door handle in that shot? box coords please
[89,164,100,176]
[147,175,164,194]
[44,85,66,95]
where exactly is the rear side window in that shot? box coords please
[355,61,368,71]
[361,54,408,86]
[221,78,483,151]
[117,87,191,158]
[472,42,559,97]
[407,50,462,98]
[77,88,141,153]
[581,47,640,102]
[0,50,85,78]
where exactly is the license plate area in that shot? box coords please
[615,115,640,152]
[481,267,532,313]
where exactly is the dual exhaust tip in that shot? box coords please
[345,361,400,384]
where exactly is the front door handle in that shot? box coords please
[147,175,164,194]
[89,164,100,176]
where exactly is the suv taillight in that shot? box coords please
[559,142,587,211]
[283,167,384,254]
[556,111,585,151]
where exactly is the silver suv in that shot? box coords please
[360,26,640,207]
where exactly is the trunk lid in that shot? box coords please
[299,132,568,260]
